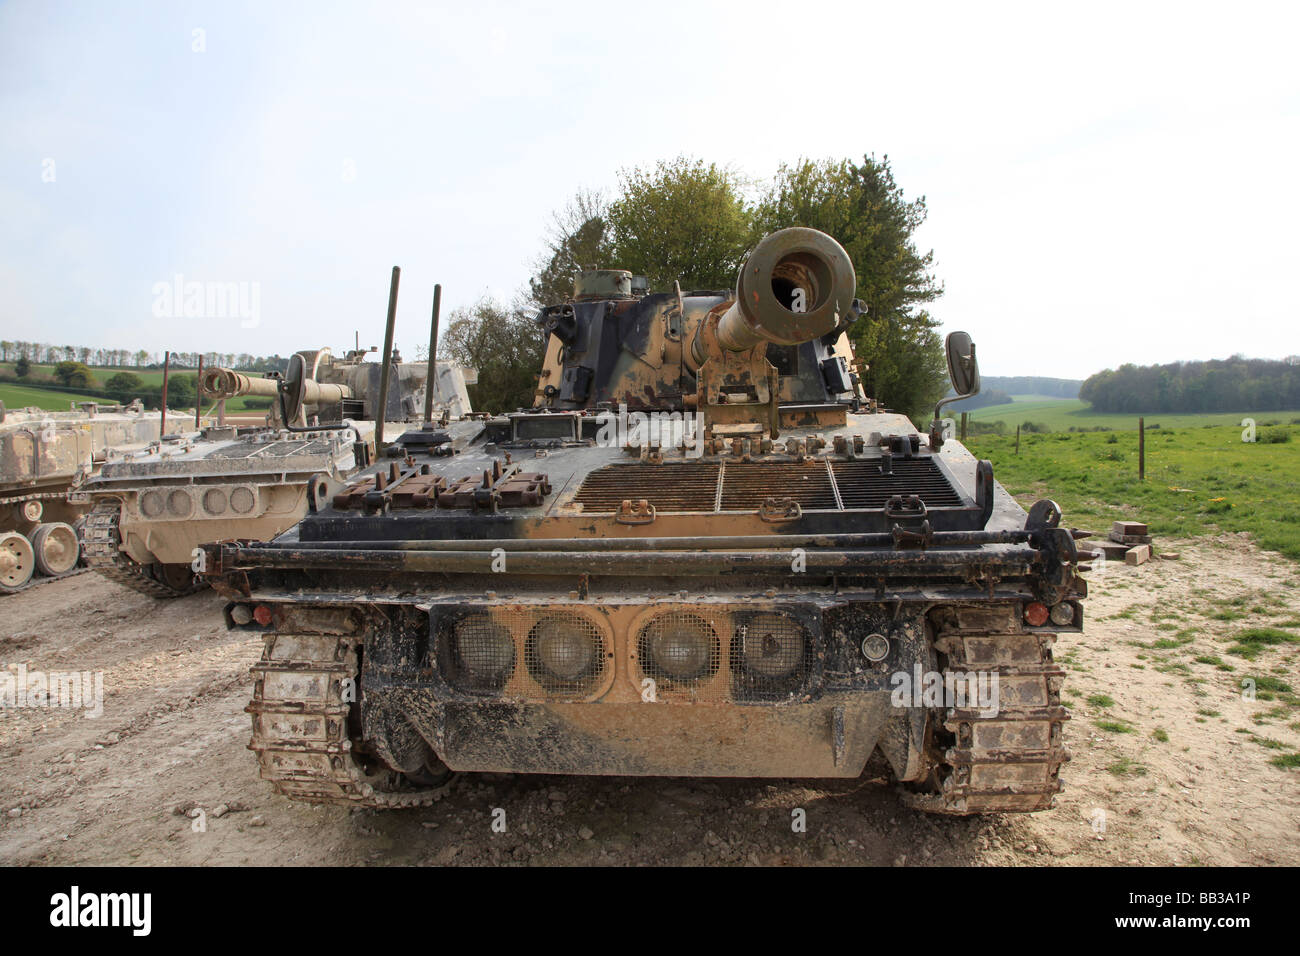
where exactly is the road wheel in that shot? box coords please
[149,562,205,595]
[32,522,80,576]
[0,531,35,592]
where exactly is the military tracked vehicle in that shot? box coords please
[0,400,165,592]
[79,346,475,598]
[202,228,1090,814]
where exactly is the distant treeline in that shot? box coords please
[1081,356,1300,413]
[949,388,1012,411]
[944,376,1080,412]
[979,376,1080,398]
[0,341,292,373]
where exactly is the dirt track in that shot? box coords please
[2,537,1298,866]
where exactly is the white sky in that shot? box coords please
[2,0,1297,378]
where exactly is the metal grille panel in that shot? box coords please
[831,458,963,508]
[634,611,723,699]
[440,607,611,700]
[719,461,836,511]
[525,611,608,696]
[572,457,962,513]
[730,613,812,699]
[446,613,516,693]
[206,438,335,459]
[572,462,720,512]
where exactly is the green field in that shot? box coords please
[967,423,1300,559]
[0,382,106,410]
[965,394,1300,432]
[0,364,268,413]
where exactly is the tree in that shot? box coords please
[14,356,30,378]
[54,360,96,389]
[606,157,751,291]
[752,155,947,420]
[105,372,144,400]
[440,298,548,414]
[162,374,197,409]
[525,189,613,310]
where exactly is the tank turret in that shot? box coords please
[200,348,473,427]
[533,227,866,438]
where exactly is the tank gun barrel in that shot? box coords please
[201,367,351,405]
[698,227,857,363]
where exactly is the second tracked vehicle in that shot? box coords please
[80,347,475,598]
[1,400,165,592]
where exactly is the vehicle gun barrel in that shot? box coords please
[200,367,351,405]
[704,227,857,360]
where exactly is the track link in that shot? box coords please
[907,631,1070,814]
[246,632,453,809]
[82,500,204,599]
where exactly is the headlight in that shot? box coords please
[453,615,515,687]
[140,489,165,518]
[229,486,257,514]
[528,614,598,684]
[166,489,193,518]
[739,614,805,677]
[640,612,717,682]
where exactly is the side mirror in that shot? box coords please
[929,331,981,450]
[945,331,980,397]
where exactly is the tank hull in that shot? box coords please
[207,413,1084,814]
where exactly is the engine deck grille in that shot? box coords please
[719,462,837,510]
[832,459,964,508]
[571,457,964,513]
[571,462,720,512]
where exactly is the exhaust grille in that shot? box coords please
[832,458,963,508]
[719,461,836,511]
[572,456,964,512]
[573,462,721,512]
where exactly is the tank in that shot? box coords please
[200,228,1090,814]
[77,346,475,598]
[0,400,166,592]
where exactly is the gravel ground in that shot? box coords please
[1,536,1297,866]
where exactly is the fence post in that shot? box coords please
[160,350,170,438]
[1015,424,1021,455]
[1139,416,1145,481]
[960,412,968,442]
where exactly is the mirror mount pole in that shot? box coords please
[930,341,979,451]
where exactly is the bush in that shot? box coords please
[161,374,196,409]
[54,360,96,389]
[1259,427,1291,444]
[14,356,30,378]
[105,372,144,399]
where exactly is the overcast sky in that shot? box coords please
[2,0,1296,379]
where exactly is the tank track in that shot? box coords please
[907,630,1069,813]
[0,566,89,595]
[246,633,454,809]
[81,500,204,599]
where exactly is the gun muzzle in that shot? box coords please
[713,226,857,353]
